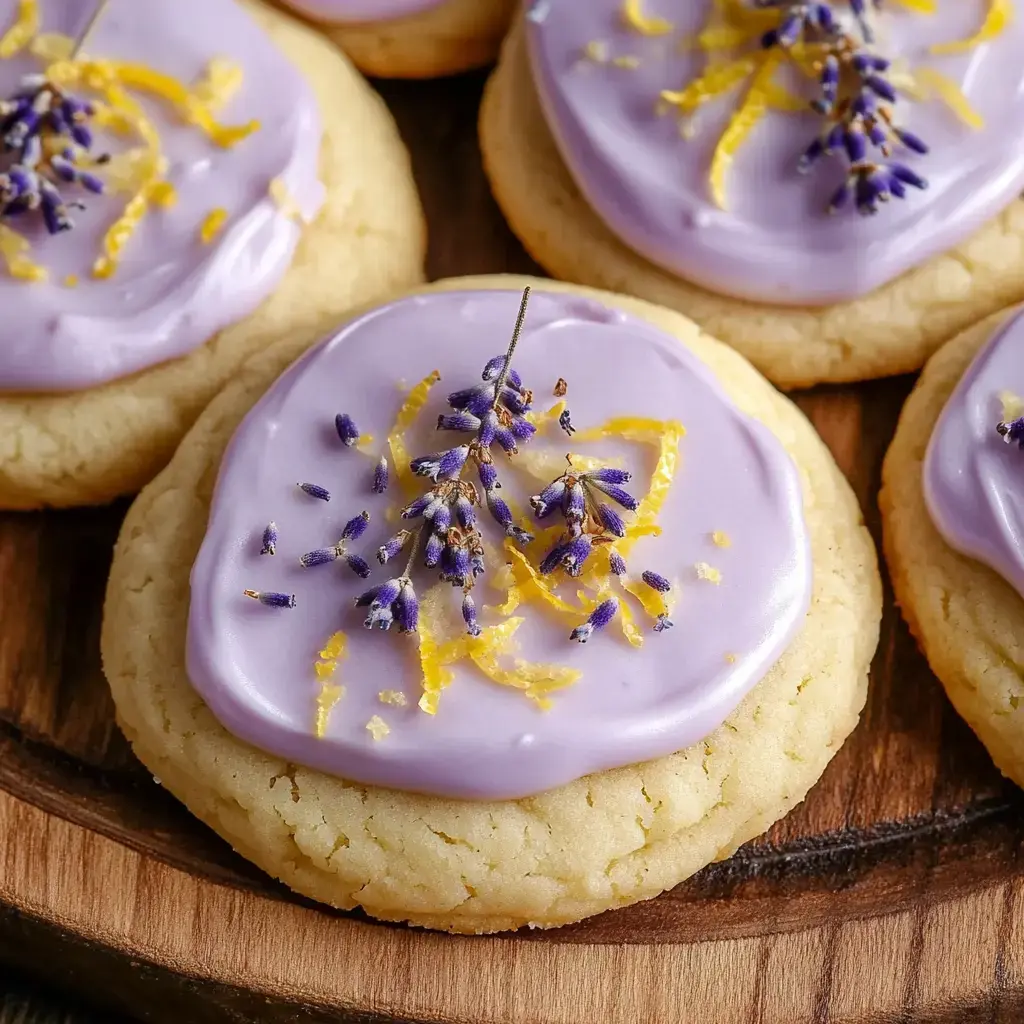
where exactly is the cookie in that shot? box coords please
[0,0,424,508]
[275,0,516,79]
[882,305,1024,787]
[102,276,880,933]
[480,4,1024,388]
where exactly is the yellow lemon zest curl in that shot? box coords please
[621,0,674,37]
[389,370,441,493]
[911,67,984,130]
[313,631,347,738]
[931,0,1011,54]
[0,0,38,59]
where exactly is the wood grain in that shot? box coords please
[1,69,1023,1024]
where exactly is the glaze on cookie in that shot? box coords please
[524,0,1022,305]
[0,0,322,391]
[924,306,1024,599]
[187,289,811,800]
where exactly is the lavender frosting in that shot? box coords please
[276,0,443,25]
[525,1,1024,306]
[186,289,812,800]
[0,0,323,392]
[924,307,1024,600]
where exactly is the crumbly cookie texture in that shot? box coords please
[102,275,881,935]
[0,0,425,510]
[305,0,516,79]
[882,309,1024,788]
[479,26,1024,391]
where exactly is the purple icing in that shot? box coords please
[0,0,323,391]
[525,1,1024,306]
[186,289,811,800]
[924,307,1024,599]
[276,0,443,25]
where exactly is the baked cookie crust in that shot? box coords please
[102,275,881,934]
[479,25,1024,390]
[882,308,1024,788]
[0,0,425,509]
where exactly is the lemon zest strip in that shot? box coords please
[0,0,38,58]
[931,0,1010,54]
[710,52,783,209]
[912,67,985,129]
[389,370,441,493]
[621,0,674,36]
[0,225,47,282]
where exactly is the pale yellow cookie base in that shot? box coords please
[0,0,425,510]
[881,308,1024,788]
[297,0,516,78]
[102,275,881,934]
[479,25,1024,390]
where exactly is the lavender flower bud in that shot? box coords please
[298,482,331,502]
[378,531,411,564]
[462,593,482,636]
[569,598,618,643]
[342,511,370,541]
[424,531,444,567]
[641,570,672,594]
[609,551,627,576]
[335,413,360,446]
[260,522,278,556]
[372,456,389,494]
[299,546,339,568]
[243,589,296,608]
[596,504,627,538]
[345,554,372,578]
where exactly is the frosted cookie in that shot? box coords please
[882,305,1024,787]
[275,0,516,79]
[102,276,880,934]
[0,0,424,509]
[480,1,1024,388]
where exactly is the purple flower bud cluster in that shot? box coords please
[758,0,929,216]
[531,465,640,580]
[1,74,108,235]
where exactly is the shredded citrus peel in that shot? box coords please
[0,0,37,59]
[931,0,1011,54]
[389,370,441,494]
[200,208,229,243]
[0,225,46,282]
[911,67,984,130]
[621,0,674,36]
[313,630,347,738]
[1000,391,1024,422]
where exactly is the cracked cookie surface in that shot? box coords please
[101,275,880,934]
[479,26,1024,390]
[0,0,424,510]
[882,310,1024,787]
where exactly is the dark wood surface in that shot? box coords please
[2,70,1024,1024]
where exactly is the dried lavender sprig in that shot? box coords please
[759,0,928,217]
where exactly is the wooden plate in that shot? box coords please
[3,72,1024,1024]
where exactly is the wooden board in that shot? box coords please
[3,70,1024,1024]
